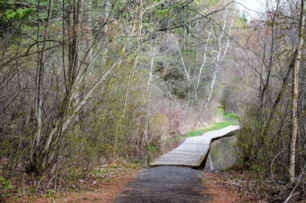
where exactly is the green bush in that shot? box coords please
[235,104,292,181]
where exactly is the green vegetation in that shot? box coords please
[147,145,156,153]
[187,119,238,137]
[171,110,239,141]
[217,106,225,114]
[223,112,240,120]
[170,135,184,141]
[218,107,240,120]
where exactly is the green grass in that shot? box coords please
[171,135,184,141]
[187,119,238,137]
[218,106,240,120]
[148,145,156,153]
[218,106,225,114]
[172,107,240,140]
[223,112,240,120]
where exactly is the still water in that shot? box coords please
[204,135,237,171]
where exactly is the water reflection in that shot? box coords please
[204,135,237,171]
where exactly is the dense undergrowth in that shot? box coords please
[235,104,306,202]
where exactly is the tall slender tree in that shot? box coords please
[289,0,306,182]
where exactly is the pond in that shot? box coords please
[203,135,237,171]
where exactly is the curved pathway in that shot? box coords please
[150,126,240,167]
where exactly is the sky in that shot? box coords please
[235,0,267,21]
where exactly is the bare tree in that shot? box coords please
[289,0,306,182]
[30,0,54,172]
[205,8,236,108]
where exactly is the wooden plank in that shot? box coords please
[149,125,240,167]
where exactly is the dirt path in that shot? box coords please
[113,166,238,203]
[114,166,210,203]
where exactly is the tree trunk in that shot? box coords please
[289,0,305,182]
[143,39,156,166]
[195,26,213,104]
[206,9,235,108]
[69,0,83,132]
[30,0,54,173]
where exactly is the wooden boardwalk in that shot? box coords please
[149,125,240,167]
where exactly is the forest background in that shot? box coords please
[0,0,306,201]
